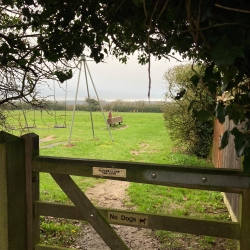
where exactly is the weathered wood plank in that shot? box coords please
[212,118,224,168]
[0,143,8,249]
[51,174,129,250]
[33,156,250,193]
[35,244,76,250]
[223,118,241,170]
[22,133,40,250]
[36,201,240,240]
[238,189,250,250]
[223,193,239,222]
[0,131,27,249]
[221,118,242,226]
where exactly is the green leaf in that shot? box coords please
[244,121,250,132]
[215,101,225,124]
[8,32,15,39]
[25,0,34,5]
[212,41,244,68]
[190,75,199,87]
[0,43,9,52]
[229,103,245,125]
[188,100,199,113]
[2,0,13,5]
[175,89,186,100]
[225,104,233,117]
[29,54,37,64]
[219,130,230,150]
[193,109,211,122]
[203,64,220,95]
[204,63,214,79]
[19,59,27,66]
[243,148,250,172]
[54,70,73,83]
[22,7,30,17]
[231,127,246,157]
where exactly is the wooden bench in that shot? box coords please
[107,116,123,126]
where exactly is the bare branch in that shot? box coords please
[215,3,250,14]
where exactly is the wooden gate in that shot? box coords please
[1,131,250,250]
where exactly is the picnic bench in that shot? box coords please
[107,116,123,126]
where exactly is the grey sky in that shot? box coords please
[47,54,185,102]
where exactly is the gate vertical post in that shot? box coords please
[0,131,27,250]
[21,133,40,250]
[238,188,250,250]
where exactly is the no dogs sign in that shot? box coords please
[108,211,148,227]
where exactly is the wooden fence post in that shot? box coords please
[21,133,40,250]
[0,131,27,250]
[238,188,250,250]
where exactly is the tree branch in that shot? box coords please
[215,4,250,14]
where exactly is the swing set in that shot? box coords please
[19,56,113,141]
[67,55,113,144]
[20,81,68,130]
[21,101,36,130]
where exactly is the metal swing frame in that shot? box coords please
[67,55,113,145]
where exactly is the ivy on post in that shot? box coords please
[21,133,40,250]
[0,131,27,250]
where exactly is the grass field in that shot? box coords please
[5,110,212,165]
[3,110,237,249]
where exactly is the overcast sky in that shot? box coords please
[44,54,186,102]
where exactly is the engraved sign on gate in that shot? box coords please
[108,211,148,227]
[93,167,126,178]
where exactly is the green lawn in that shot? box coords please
[7,110,212,166]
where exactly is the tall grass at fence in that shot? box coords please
[3,110,237,249]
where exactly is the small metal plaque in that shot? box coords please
[108,211,148,227]
[93,167,126,178]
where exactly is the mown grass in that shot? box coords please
[40,174,104,203]
[3,110,237,249]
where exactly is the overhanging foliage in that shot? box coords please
[1,0,250,169]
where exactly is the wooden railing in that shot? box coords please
[1,131,250,250]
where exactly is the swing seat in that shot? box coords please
[54,125,66,128]
[25,126,36,129]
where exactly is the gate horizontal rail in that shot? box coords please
[33,156,250,193]
[35,245,71,250]
[36,201,240,240]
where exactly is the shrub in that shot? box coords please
[163,64,214,158]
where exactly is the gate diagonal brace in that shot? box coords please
[51,173,129,250]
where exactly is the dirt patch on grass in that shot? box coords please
[40,135,55,142]
[75,180,161,249]
[139,143,149,148]
[130,150,139,156]
[130,143,158,157]
[112,125,129,130]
